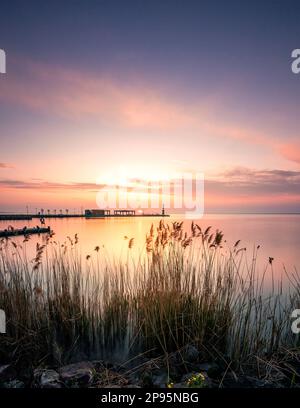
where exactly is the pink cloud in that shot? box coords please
[1,56,298,168]
[0,57,272,140]
[0,58,196,130]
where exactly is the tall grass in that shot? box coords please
[0,221,299,372]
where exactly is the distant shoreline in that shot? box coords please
[0,213,170,221]
[1,212,300,219]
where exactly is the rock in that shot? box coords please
[40,369,62,388]
[181,345,199,363]
[59,362,94,386]
[3,379,25,388]
[0,365,16,382]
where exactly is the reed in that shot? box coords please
[0,221,299,375]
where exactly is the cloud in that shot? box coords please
[0,58,196,131]
[220,166,300,181]
[1,166,300,212]
[0,179,104,191]
[0,163,12,169]
[2,166,300,197]
[23,166,300,192]
[0,57,273,143]
[1,57,299,167]
[207,167,300,196]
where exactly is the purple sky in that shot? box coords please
[0,0,300,213]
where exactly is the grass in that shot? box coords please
[0,221,299,381]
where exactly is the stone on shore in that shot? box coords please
[59,362,94,386]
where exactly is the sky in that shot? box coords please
[0,0,300,213]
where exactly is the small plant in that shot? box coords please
[186,373,206,388]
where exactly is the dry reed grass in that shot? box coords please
[0,221,299,377]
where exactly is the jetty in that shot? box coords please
[0,207,170,221]
[85,208,170,218]
[0,226,51,238]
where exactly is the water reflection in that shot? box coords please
[0,214,299,286]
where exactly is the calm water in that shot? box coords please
[1,214,299,285]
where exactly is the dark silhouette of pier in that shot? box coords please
[85,208,169,218]
[0,207,169,221]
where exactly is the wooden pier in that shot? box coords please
[0,208,170,221]
[0,226,51,238]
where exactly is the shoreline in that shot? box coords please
[1,348,299,389]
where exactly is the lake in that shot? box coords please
[0,214,299,287]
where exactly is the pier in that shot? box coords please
[85,208,170,218]
[0,207,170,221]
